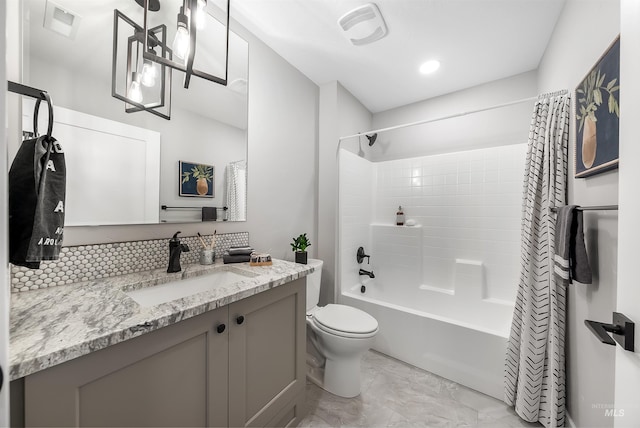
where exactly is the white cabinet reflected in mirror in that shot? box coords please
[15,0,248,225]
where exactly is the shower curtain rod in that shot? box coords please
[338,89,569,141]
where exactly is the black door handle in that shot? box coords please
[216,323,226,334]
[236,315,245,325]
[585,312,635,351]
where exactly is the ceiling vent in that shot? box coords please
[338,3,388,46]
[43,0,81,39]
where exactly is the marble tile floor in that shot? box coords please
[298,350,542,428]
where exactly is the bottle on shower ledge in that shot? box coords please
[396,205,405,226]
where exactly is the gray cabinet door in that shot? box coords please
[24,307,229,427]
[228,278,306,427]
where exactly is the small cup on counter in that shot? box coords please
[199,249,215,265]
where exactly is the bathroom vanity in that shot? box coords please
[9,260,312,427]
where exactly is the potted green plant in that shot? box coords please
[576,68,619,169]
[291,233,311,264]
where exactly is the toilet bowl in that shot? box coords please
[305,259,378,398]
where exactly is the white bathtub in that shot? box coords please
[341,280,514,400]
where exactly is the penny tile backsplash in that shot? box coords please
[10,232,249,293]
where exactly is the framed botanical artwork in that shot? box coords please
[179,161,214,197]
[575,36,620,178]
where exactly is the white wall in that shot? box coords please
[616,0,640,425]
[318,82,372,304]
[318,82,339,306]
[241,26,318,260]
[370,71,537,161]
[338,150,374,295]
[536,1,620,426]
[1,1,10,424]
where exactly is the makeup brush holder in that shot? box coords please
[200,249,215,265]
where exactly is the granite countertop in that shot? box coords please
[9,259,313,380]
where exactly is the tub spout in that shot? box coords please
[359,268,375,278]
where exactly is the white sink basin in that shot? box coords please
[125,268,257,307]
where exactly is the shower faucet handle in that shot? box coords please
[357,246,370,264]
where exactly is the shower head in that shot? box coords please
[366,133,377,146]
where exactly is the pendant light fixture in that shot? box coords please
[141,51,159,87]
[112,0,229,119]
[128,40,144,102]
[141,0,230,88]
[172,5,190,62]
[195,0,207,30]
[128,71,143,103]
[112,8,172,119]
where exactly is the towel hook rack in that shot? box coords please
[7,81,54,139]
[33,93,54,139]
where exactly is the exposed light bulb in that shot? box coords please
[173,9,190,61]
[129,72,143,103]
[419,60,440,75]
[141,59,158,87]
[195,0,207,30]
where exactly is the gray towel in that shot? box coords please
[223,254,251,264]
[553,205,592,284]
[201,207,216,221]
[9,136,66,269]
[227,246,253,256]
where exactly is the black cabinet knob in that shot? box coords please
[0,365,3,393]
[216,324,226,334]
[236,315,245,325]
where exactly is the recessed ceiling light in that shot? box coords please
[419,60,440,75]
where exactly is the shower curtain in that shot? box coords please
[225,160,247,221]
[504,92,570,428]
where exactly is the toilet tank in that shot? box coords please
[305,259,323,311]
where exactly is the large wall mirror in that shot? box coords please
[15,0,248,225]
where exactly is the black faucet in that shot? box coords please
[167,231,190,273]
[357,247,370,264]
[359,268,375,278]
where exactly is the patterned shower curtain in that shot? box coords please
[225,160,247,221]
[504,92,570,428]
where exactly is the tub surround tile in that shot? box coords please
[9,259,313,380]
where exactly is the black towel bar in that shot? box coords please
[8,81,55,139]
[550,205,618,212]
[161,205,228,211]
[8,81,48,100]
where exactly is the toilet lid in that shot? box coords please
[314,304,378,335]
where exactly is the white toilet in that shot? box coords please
[305,258,378,398]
